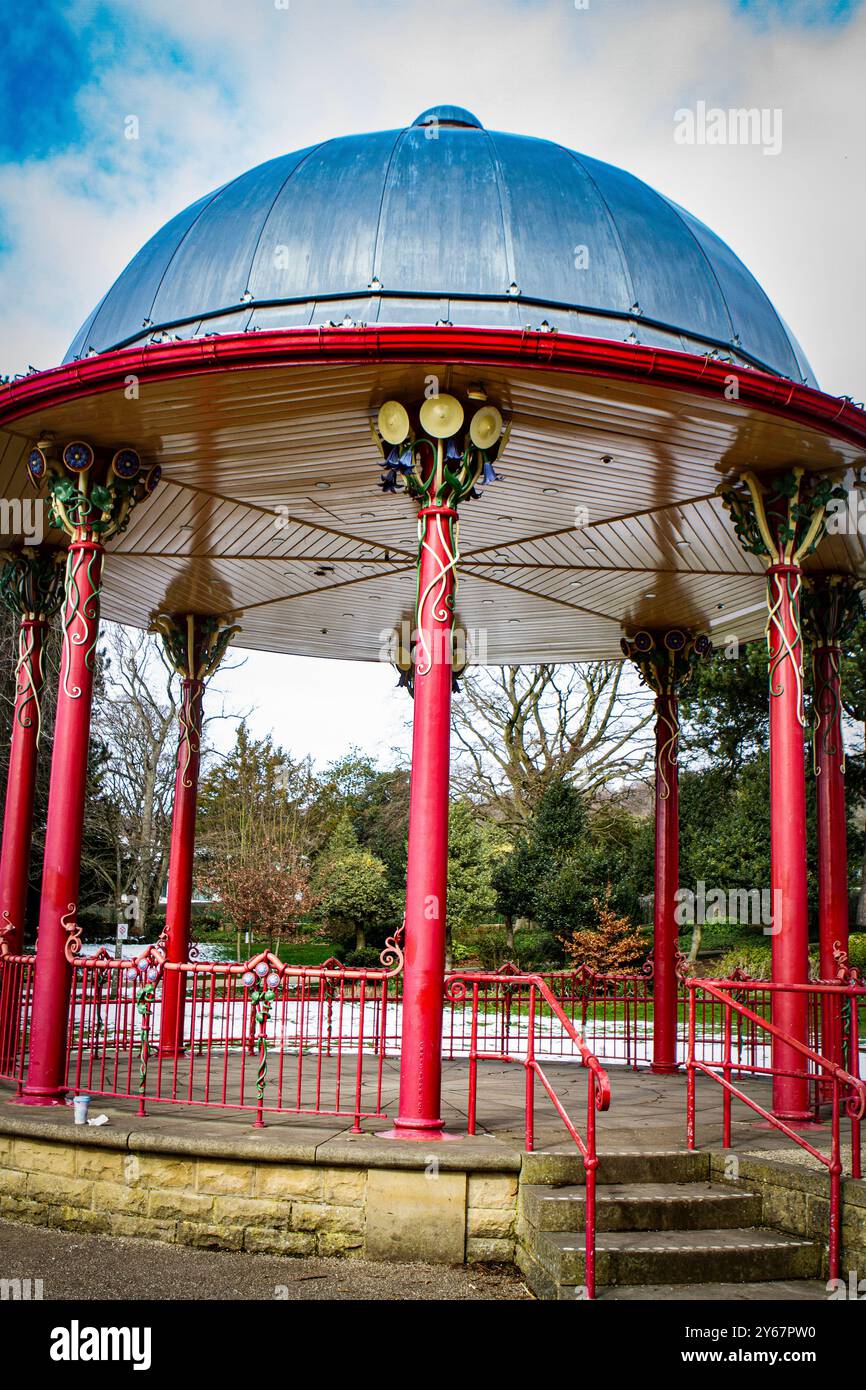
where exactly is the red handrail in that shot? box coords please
[686,976,866,1280]
[446,968,611,1299]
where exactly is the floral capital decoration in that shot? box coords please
[802,575,865,777]
[620,628,712,697]
[149,611,241,682]
[719,468,846,730]
[150,612,240,789]
[371,393,509,507]
[620,629,712,799]
[373,393,509,683]
[27,440,160,543]
[718,468,844,568]
[0,546,65,620]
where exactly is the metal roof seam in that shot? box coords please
[241,139,332,299]
[658,194,738,346]
[370,126,413,290]
[563,146,638,317]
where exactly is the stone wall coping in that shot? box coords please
[709,1151,866,1208]
[0,1110,521,1173]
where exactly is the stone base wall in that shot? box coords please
[0,1131,518,1265]
[709,1153,866,1280]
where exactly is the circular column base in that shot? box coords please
[375,1126,464,1143]
[650,1064,681,1076]
[10,1091,68,1107]
[754,1116,824,1131]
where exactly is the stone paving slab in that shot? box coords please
[596,1280,830,1301]
[538,1226,822,1286]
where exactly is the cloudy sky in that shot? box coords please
[1,0,863,766]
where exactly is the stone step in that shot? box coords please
[530,1226,822,1288]
[521,1149,711,1188]
[594,1280,830,1302]
[521,1181,763,1233]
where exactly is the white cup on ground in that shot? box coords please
[72,1095,91,1126]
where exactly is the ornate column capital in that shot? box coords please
[393,635,466,698]
[149,611,240,683]
[719,470,846,731]
[802,575,864,778]
[621,628,711,802]
[373,391,507,683]
[27,440,160,543]
[718,467,845,568]
[620,627,713,697]
[372,391,509,509]
[801,573,865,650]
[0,546,65,620]
[150,612,240,795]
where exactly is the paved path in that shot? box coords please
[0,1218,530,1301]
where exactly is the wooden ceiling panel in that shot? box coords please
[2,343,864,660]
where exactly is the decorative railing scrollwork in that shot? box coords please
[61,904,82,963]
[0,913,15,957]
[378,927,404,975]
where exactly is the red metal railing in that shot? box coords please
[1,947,833,1090]
[0,952,35,1084]
[441,961,821,1071]
[446,968,611,1300]
[686,976,866,1281]
[442,963,657,1068]
[62,944,403,1131]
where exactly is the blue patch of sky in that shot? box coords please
[0,1,238,166]
[735,0,862,26]
[0,0,85,160]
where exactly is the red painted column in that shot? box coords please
[814,640,848,1078]
[373,391,507,1139]
[767,561,811,1119]
[0,617,48,953]
[804,574,863,1072]
[814,644,848,991]
[0,549,64,956]
[721,468,843,1121]
[18,538,103,1103]
[150,611,238,1052]
[653,689,680,1074]
[390,503,457,1140]
[622,628,709,1074]
[160,677,203,1055]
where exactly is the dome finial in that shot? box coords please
[412,105,482,130]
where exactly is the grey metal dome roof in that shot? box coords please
[65,105,815,383]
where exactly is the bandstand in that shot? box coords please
[1,105,865,1299]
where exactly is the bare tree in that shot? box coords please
[197,724,318,951]
[451,662,654,826]
[85,625,180,933]
[86,624,244,935]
